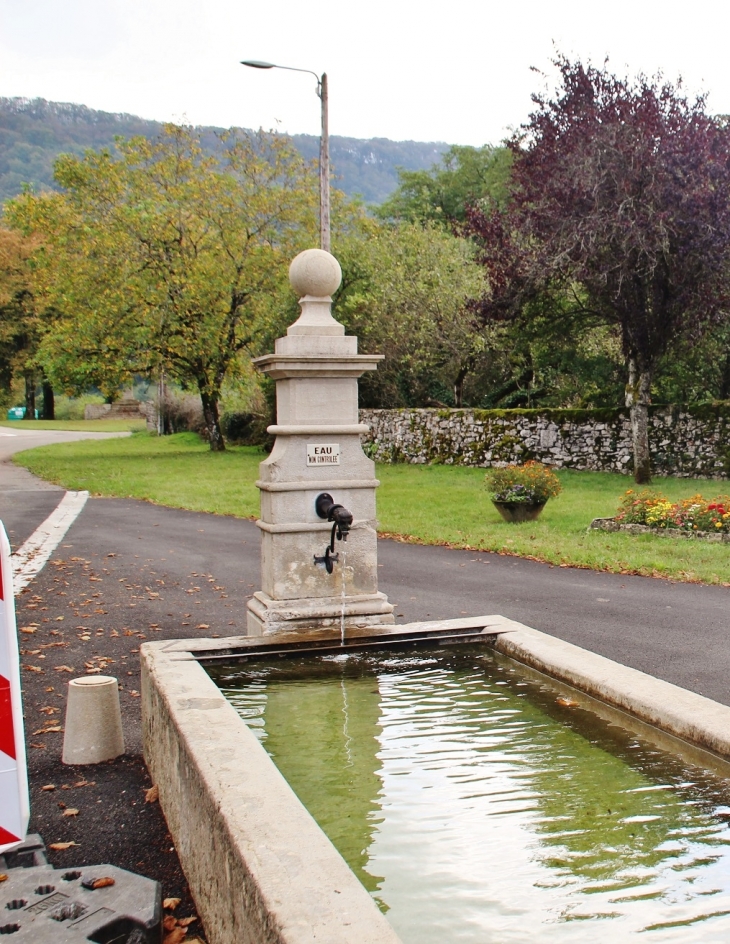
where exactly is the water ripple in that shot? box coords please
[214,647,730,943]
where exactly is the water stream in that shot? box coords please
[340,548,347,646]
[211,646,730,943]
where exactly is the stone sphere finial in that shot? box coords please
[289,249,342,298]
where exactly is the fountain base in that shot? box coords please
[246,589,395,636]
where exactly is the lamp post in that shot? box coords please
[241,60,330,253]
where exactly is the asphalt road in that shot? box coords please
[9,491,730,704]
[3,431,729,940]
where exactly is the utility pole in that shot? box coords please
[241,60,330,251]
[318,72,330,252]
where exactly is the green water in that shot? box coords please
[210,647,730,943]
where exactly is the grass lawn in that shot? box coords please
[1,418,147,432]
[13,431,730,585]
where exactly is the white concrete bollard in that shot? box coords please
[62,676,125,765]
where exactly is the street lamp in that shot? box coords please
[241,59,330,253]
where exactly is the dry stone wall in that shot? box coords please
[359,406,730,478]
[84,397,154,423]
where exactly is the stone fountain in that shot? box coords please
[247,248,395,636]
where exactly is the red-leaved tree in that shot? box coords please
[467,57,730,482]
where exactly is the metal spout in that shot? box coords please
[314,493,353,573]
[315,493,353,541]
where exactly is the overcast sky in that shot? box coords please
[1,0,728,147]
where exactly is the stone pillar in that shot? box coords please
[247,249,394,636]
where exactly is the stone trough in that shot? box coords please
[141,616,730,944]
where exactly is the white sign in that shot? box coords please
[307,443,341,466]
[0,521,29,854]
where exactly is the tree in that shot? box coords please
[0,227,52,416]
[6,125,318,449]
[377,144,512,227]
[334,221,487,407]
[467,57,730,482]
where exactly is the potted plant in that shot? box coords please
[485,461,562,523]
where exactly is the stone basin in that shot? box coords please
[141,615,730,944]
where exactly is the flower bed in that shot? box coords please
[590,490,730,543]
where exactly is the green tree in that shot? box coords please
[6,125,319,449]
[377,144,512,227]
[334,221,487,407]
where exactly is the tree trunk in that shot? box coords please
[157,373,172,435]
[625,356,652,484]
[42,381,54,420]
[200,389,225,452]
[24,372,36,420]
[719,352,730,401]
[453,365,469,408]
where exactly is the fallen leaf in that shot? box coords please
[163,897,181,911]
[145,785,159,803]
[63,808,79,817]
[33,726,63,735]
[55,665,75,673]
[82,876,115,890]
[162,929,186,944]
[163,916,178,932]
[110,630,119,637]
[129,690,140,697]
[20,627,36,634]
[556,696,580,708]
[74,780,94,788]
[24,665,44,673]
[196,624,209,630]
[48,842,79,851]
[55,616,64,621]
[30,742,46,749]
[41,784,56,791]
[0,874,7,882]
[177,916,197,928]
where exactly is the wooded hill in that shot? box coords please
[0,97,449,206]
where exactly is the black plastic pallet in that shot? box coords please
[0,836,161,943]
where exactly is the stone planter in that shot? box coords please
[492,500,547,523]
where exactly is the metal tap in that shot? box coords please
[313,493,353,574]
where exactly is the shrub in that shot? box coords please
[485,461,562,504]
[157,391,205,435]
[54,394,105,420]
[220,411,271,446]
